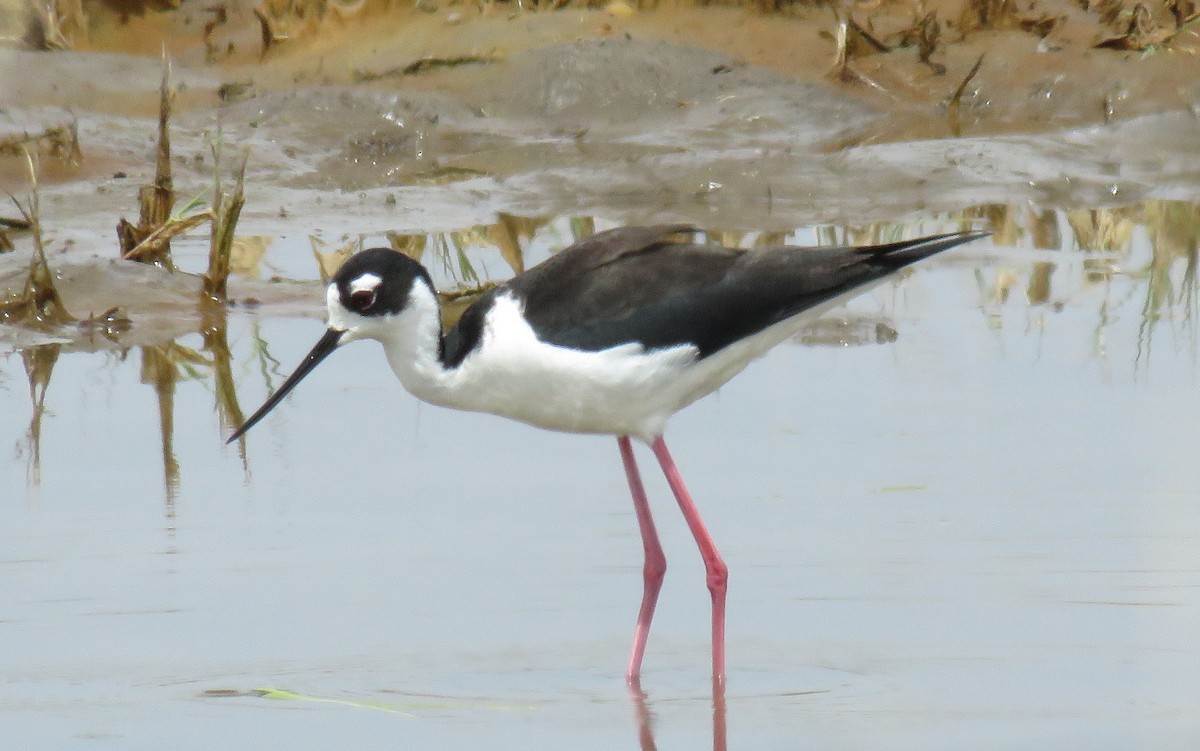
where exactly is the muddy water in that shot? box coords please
[4,210,1200,749]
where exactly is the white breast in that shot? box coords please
[433,296,709,438]
[375,288,827,441]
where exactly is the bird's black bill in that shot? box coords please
[226,327,345,444]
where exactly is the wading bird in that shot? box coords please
[228,224,988,686]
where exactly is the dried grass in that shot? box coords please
[0,151,75,327]
[118,56,178,266]
[110,56,249,302]
[0,123,82,166]
[22,0,87,50]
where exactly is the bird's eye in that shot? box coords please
[349,289,376,311]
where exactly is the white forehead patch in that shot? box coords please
[349,273,382,294]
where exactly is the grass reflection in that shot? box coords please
[976,200,1200,371]
[139,344,182,506]
[20,343,59,490]
[7,310,249,507]
[141,308,251,501]
[4,200,1200,497]
[1137,201,1200,367]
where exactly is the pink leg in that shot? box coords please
[650,436,728,686]
[619,436,667,684]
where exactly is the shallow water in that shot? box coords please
[3,211,1199,749]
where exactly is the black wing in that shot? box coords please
[442,225,703,366]
[443,226,987,364]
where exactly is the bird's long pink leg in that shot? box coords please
[650,436,728,686]
[618,436,667,684]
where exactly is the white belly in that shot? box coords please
[402,302,704,438]
[387,295,820,440]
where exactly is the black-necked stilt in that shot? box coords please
[229,224,988,685]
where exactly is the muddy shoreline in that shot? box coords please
[2,0,1200,343]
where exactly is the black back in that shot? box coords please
[440,225,986,366]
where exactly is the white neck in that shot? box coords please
[370,282,459,406]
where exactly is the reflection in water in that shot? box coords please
[136,307,247,503]
[139,345,181,506]
[20,343,59,491]
[1027,262,1055,306]
[311,235,357,283]
[2,190,1199,751]
[712,684,728,751]
[631,681,727,751]
[5,199,1200,500]
[403,211,544,287]
[228,236,271,278]
[965,200,1200,369]
[8,309,249,507]
[3,200,1199,742]
[1068,206,1136,251]
[1138,201,1200,367]
[202,305,247,439]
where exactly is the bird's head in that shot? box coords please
[227,248,434,443]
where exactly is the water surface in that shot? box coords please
[3,211,1199,749]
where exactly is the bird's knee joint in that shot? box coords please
[644,557,666,584]
[706,561,728,592]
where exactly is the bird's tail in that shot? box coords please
[864,230,991,269]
